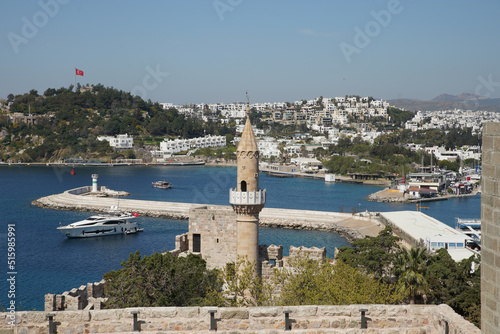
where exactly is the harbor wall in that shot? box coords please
[32,191,383,241]
[0,304,479,333]
[481,122,500,333]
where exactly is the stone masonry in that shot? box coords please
[187,206,238,269]
[1,304,479,333]
[44,280,106,311]
[481,122,500,333]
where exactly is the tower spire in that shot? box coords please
[246,90,250,116]
[229,92,266,270]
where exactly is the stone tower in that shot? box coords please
[229,93,266,267]
[481,122,500,333]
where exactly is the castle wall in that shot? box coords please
[481,122,500,333]
[188,206,237,269]
[1,305,479,333]
[44,280,107,312]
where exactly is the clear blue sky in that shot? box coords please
[1,0,500,104]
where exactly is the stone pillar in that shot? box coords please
[481,122,500,333]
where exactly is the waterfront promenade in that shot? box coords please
[33,187,383,240]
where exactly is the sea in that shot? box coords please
[0,165,481,310]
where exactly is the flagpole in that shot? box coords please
[74,68,76,91]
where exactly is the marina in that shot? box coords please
[34,185,384,241]
[0,165,481,310]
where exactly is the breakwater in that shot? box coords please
[32,186,383,241]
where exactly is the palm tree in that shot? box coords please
[394,247,428,304]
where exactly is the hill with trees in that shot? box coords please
[0,85,234,162]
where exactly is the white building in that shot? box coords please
[97,134,133,149]
[159,135,226,155]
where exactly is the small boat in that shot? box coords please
[152,181,172,189]
[125,227,144,235]
[57,211,142,238]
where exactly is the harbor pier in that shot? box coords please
[33,186,384,241]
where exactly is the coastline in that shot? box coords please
[1,162,396,188]
[368,187,480,203]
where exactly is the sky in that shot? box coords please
[1,0,500,104]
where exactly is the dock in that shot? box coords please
[379,211,478,261]
[32,186,384,241]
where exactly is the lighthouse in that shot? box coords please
[229,93,266,267]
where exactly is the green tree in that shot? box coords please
[336,226,400,279]
[274,257,405,305]
[103,251,221,308]
[393,247,428,304]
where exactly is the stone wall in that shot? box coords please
[289,245,326,261]
[481,122,500,333]
[44,280,106,311]
[169,233,189,256]
[1,304,479,333]
[188,206,238,269]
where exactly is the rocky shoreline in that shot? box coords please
[368,187,479,203]
[259,217,366,242]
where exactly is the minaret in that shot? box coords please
[229,92,266,267]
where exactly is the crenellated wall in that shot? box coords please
[1,304,479,333]
[44,280,107,312]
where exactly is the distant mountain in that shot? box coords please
[389,93,500,112]
[431,94,460,102]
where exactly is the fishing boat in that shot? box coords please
[152,180,172,189]
[57,211,142,238]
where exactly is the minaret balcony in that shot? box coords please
[229,188,266,206]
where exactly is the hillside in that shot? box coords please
[0,85,234,162]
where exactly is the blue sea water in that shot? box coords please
[0,165,480,310]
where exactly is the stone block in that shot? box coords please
[483,135,494,150]
[287,305,317,317]
[220,308,249,319]
[44,294,56,311]
[25,312,47,323]
[317,305,351,316]
[89,309,124,321]
[144,307,177,318]
[0,329,15,334]
[249,307,280,317]
[51,311,90,322]
[386,305,408,317]
[483,151,492,164]
[485,297,498,311]
[175,307,200,318]
[484,122,500,136]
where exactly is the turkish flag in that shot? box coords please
[133,212,139,217]
[75,68,84,76]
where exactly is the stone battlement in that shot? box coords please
[1,304,479,333]
[44,280,107,312]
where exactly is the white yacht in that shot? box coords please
[57,212,143,238]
